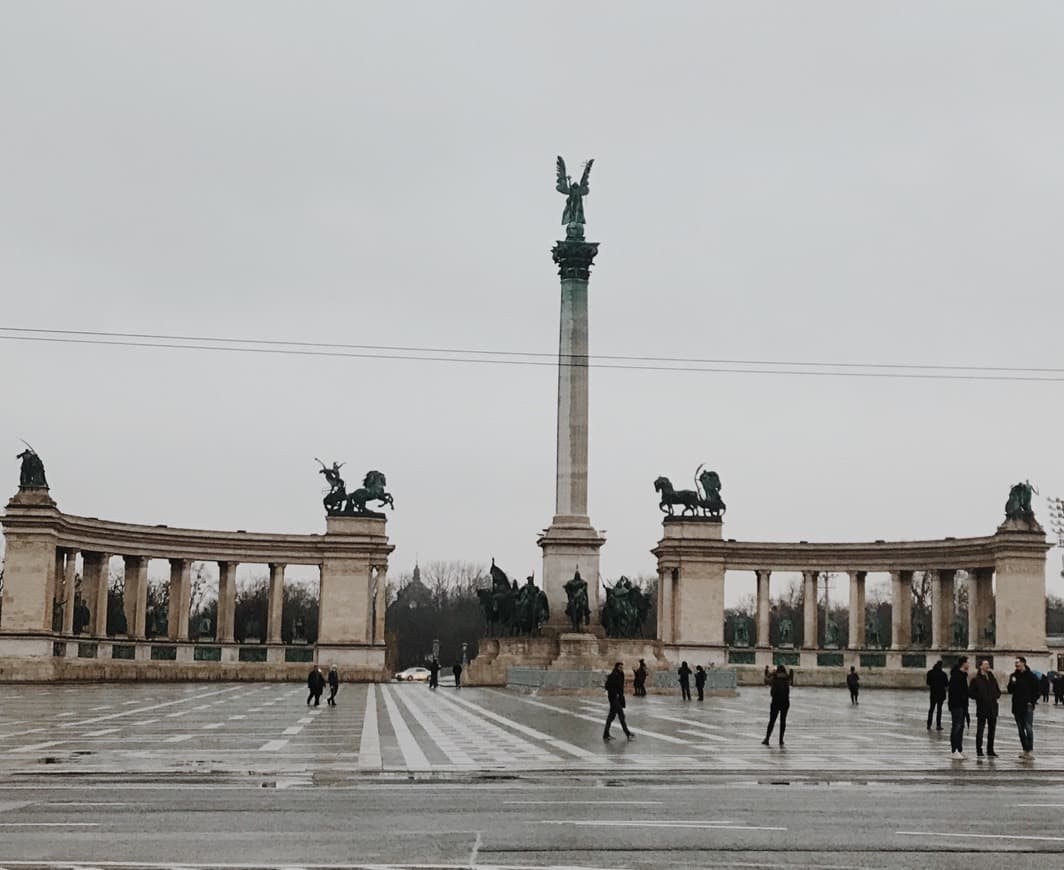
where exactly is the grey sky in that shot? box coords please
[3,2,1063,603]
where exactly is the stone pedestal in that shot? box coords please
[318,515,393,652]
[538,515,606,628]
[993,520,1050,651]
[0,489,60,640]
[652,518,726,646]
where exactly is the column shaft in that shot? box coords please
[373,567,387,644]
[967,570,980,650]
[46,550,61,632]
[555,274,589,517]
[81,552,111,637]
[848,571,866,649]
[890,570,913,649]
[267,563,286,645]
[756,570,771,647]
[217,561,237,643]
[123,556,148,639]
[802,571,819,649]
[658,568,674,644]
[167,559,191,641]
[61,550,77,635]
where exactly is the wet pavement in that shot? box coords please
[1,682,1063,867]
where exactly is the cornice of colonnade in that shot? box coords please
[651,517,1049,572]
[1,491,393,564]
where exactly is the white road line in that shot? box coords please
[82,728,120,737]
[227,715,246,720]
[202,723,224,730]
[536,819,787,832]
[898,830,1064,843]
[392,686,476,765]
[0,822,100,827]
[134,719,160,726]
[61,686,245,728]
[282,726,303,736]
[507,800,663,805]
[9,741,65,754]
[297,717,313,725]
[258,739,289,752]
[357,684,382,771]
[379,684,431,772]
[164,735,194,744]
[439,692,596,759]
[510,694,693,745]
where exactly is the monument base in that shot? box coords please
[538,515,606,629]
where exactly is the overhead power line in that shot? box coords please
[0,326,1062,383]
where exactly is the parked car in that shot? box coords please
[394,667,430,682]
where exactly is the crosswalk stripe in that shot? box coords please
[357,684,382,771]
[378,685,431,771]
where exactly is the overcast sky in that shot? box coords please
[3,2,1063,603]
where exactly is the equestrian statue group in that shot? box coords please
[476,560,550,636]
[316,459,394,516]
[654,464,726,519]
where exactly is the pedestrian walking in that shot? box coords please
[926,660,948,730]
[968,658,999,758]
[694,665,707,702]
[763,664,772,685]
[846,666,860,705]
[428,658,440,690]
[602,661,634,741]
[678,661,692,701]
[947,656,970,759]
[633,659,648,697]
[326,665,340,706]
[761,664,790,746]
[1053,672,1064,706]
[306,666,325,706]
[452,662,462,689]
[1007,656,1040,759]
[1039,672,1050,703]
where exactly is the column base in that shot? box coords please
[538,515,606,630]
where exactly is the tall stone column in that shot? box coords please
[217,561,237,643]
[802,570,819,649]
[267,563,286,645]
[967,568,993,650]
[657,567,674,644]
[61,549,77,635]
[848,571,866,650]
[123,555,148,639]
[539,233,606,627]
[890,570,913,650]
[931,569,956,648]
[756,570,772,648]
[167,559,191,641]
[81,551,110,637]
[47,549,61,632]
[372,566,387,645]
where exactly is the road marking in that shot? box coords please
[392,686,475,765]
[898,830,1064,843]
[358,684,382,771]
[227,715,246,720]
[507,800,663,805]
[9,741,65,754]
[0,822,101,827]
[62,686,245,728]
[282,726,303,736]
[379,685,431,772]
[510,694,693,745]
[82,728,120,737]
[164,734,194,744]
[202,723,224,730]
[135,719,159,726]
[536,820,787,832]
[298,717,313,725]
[258,739,289,752]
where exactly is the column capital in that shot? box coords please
[551,239,599,279]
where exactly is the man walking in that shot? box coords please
[633,659,648,697]
[452,661,462,689]
[603,661,634,741]
[761,664,791,747]
[1007,656,1040,759]
[947,656,970,759]
[694,665,707,702]
[968,658,999,758]
[326,665,340,706]
[428,658,440,690]
[306,666,325,706]
[926,660,948,730]
[846,666,860,705]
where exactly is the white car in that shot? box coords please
[395,667,430,682]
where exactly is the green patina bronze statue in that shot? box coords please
[316,459,393,516]
[556,156,593,240]
[602,576,650,639]
[1004,480,1037,522]
[16,442,48,489]
[476,561,547,636]
[733,615,751,648]
[564,569,591,632]
[655,465,726,519]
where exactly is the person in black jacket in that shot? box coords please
[1039,672,1050,703]
[306,667,325,706]
[603,661,634,741]
[926,660,948,730]
[947,657,970,759]
[761,665,791,746]
[1007,656,1040,759]
[326,665,340,706]
[968,658,1000,758]
[846,666,860,705]
[678,661,692,701]
[694,665,707,702]
[428,658,440,690]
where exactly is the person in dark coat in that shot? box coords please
[1053,672,1064,706]
[926,660,948,730]
[602,661,634,741]
[452,662,462,689]
[761,664,791,746]
[678,661,692,701]
[846,666,860,706]
[633,659,648,697]
[1007,656,1040,759]
[1039,672,1050,703]
[428,658,440,690]
[947,656,970,759]
[694,665,707,702]
[306,667,325,706]
[968,658,1000,758]
[326,665,340,706]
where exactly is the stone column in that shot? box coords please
[657,567,674,644]
[756,570,771,647]
[993,521,1050,651]
[123,556,148,639]
[267,562,286,645]
[848,571,866,649]
[890,570,913,650]
[217,561,237,643]
[372,566,387,645]
[81,552,110,637]
[61,549,78,635]
[931,569,956,648]
[802,570,819,649]
[46,549,62,632]
[967,568,994,650]
[167,559,191,641]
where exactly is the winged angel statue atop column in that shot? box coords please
[556,156,594,239]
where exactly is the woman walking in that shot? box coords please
[762,664,791,746]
